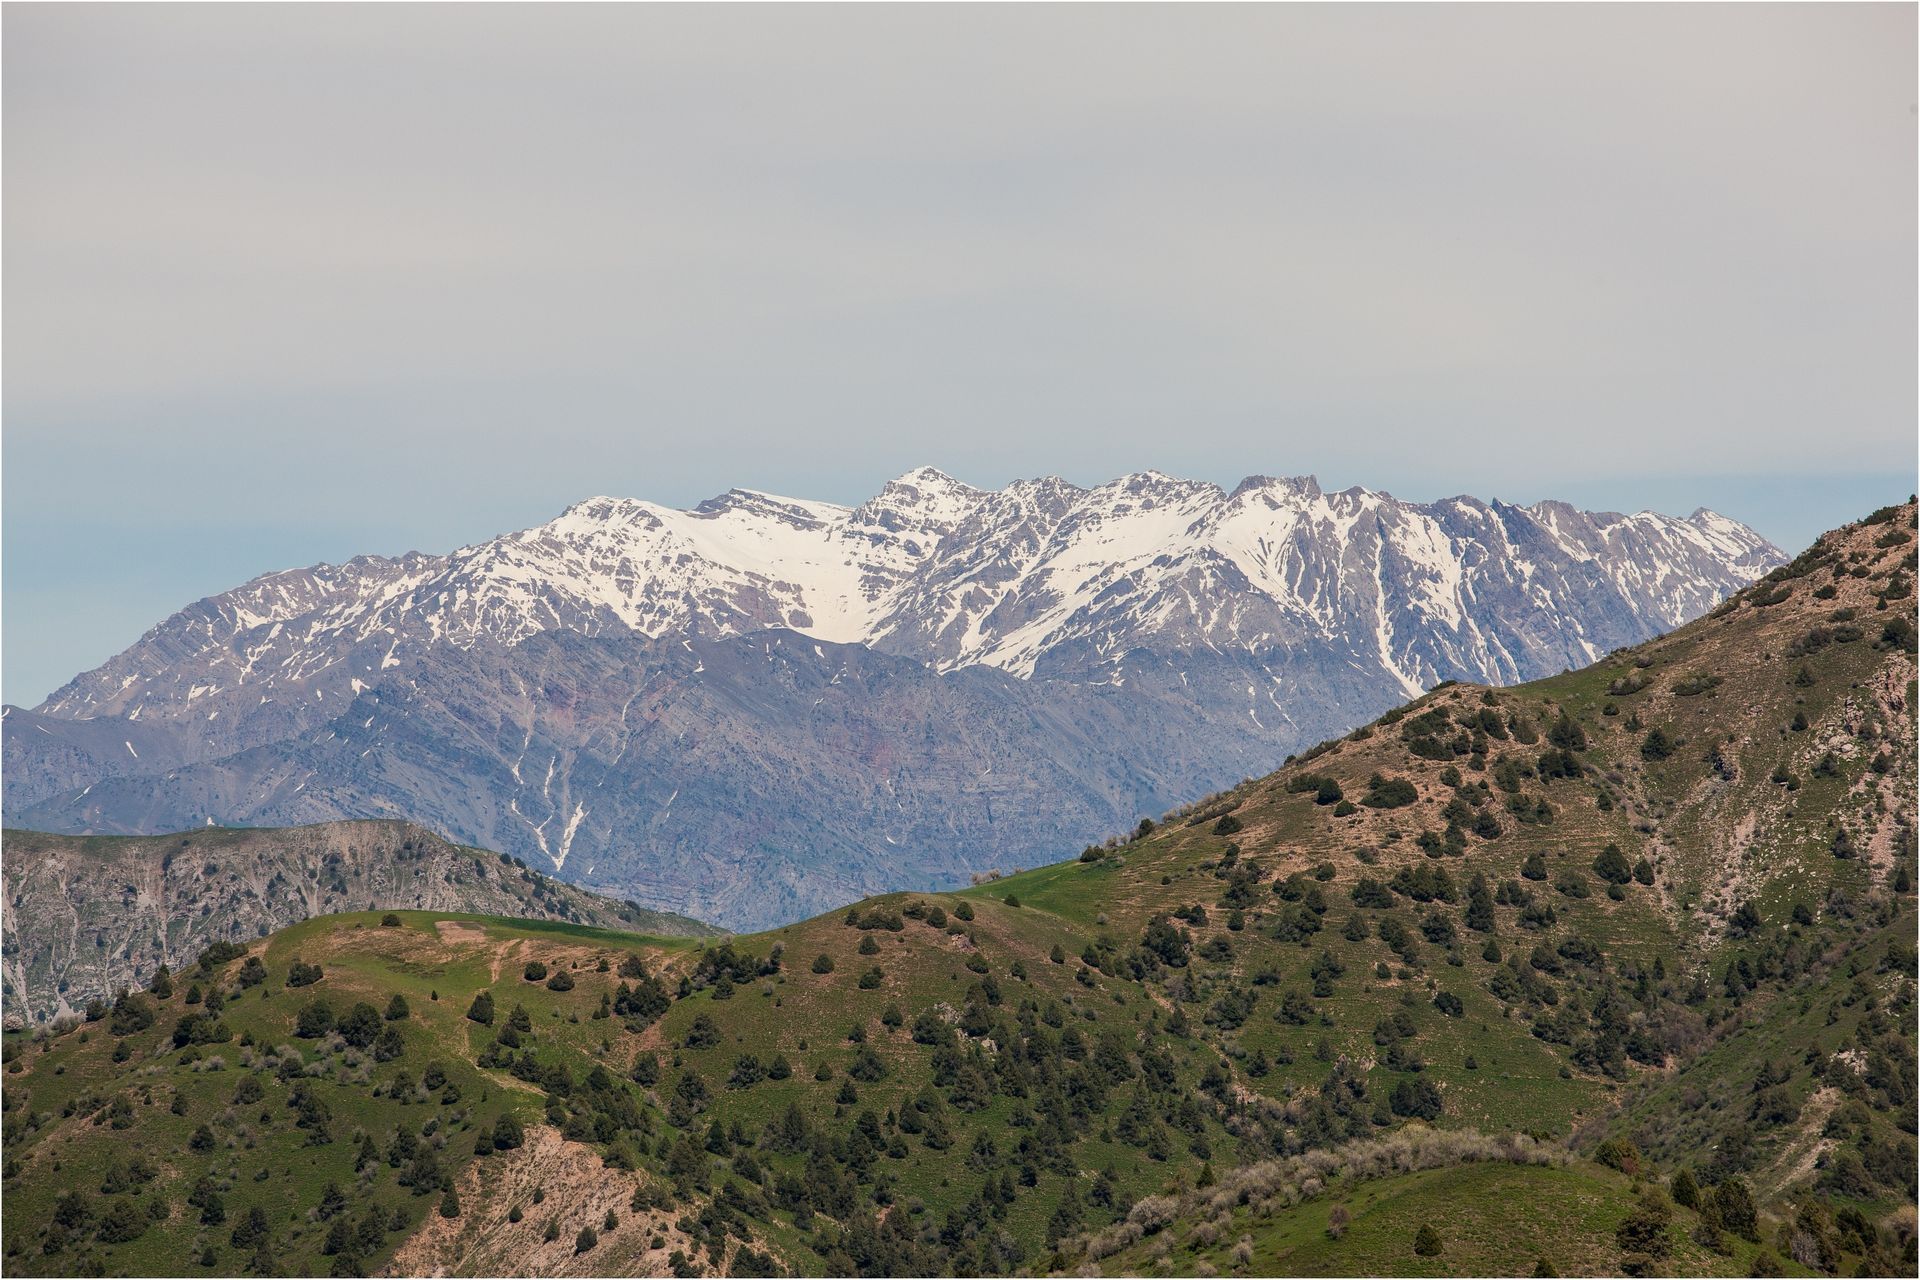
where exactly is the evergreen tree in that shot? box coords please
[1711,1178,1759,1242]
[1044,1185,1084,1245]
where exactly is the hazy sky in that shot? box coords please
[5,4,1915,706]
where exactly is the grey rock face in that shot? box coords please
[5,469,1781,929]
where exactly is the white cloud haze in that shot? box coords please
[4,4,1915,703]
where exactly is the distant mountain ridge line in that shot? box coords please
[4,467,1785,928]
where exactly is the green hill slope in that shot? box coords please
[2,503,1912,1278]
[1,820,717,1025]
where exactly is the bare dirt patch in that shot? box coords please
[434,920,488,945]
[383,1126,691,1277]
[1703,810,1760,921]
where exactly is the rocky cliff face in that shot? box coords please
[5,469,1781,928]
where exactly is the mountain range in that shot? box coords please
[2,501,1908,1279]
[4,468,1783,928]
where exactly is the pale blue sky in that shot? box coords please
[5,4,1915,706]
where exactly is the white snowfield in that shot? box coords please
[39,467,1782,722]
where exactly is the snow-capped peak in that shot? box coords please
[854,467,982,534]
[36,469,1785,734]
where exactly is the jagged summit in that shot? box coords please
[888,464,972,489]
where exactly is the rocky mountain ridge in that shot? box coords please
[0,819,715,1026]
[31,469,1777,729]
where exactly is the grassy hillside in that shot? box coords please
[2,503,1913,1278]
[1,820,717,1025]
